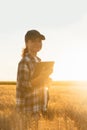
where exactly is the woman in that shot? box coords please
[16,30,51,115]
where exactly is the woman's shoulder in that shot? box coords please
[18,55,31,66]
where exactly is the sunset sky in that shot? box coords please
[0,0,87,81]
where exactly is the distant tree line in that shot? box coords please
[0,81,16,85]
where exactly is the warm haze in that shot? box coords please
[0,0,87,81]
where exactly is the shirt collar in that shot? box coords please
[25,53,41,62]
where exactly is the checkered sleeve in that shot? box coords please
[17,61,32,89]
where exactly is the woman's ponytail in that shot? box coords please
[22,47,28,57]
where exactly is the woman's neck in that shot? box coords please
[28,51,37,58]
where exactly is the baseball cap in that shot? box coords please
[25,30,45,43]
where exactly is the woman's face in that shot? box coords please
[26,38,42,56]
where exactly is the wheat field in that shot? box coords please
[0,81,87,130]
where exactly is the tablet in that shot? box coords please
[33,61,55,78]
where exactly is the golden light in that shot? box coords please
[51,48,87,81]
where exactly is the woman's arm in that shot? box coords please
[31,68,53,87]
[17,61,32,90]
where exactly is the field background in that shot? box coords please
[0,81,87,130]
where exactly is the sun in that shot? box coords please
[51,50,87,81]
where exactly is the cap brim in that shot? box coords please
[40,34,45,40]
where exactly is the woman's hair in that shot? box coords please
[22,47,28,57]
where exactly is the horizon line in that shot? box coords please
[0,80,87,86]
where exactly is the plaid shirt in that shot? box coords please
[16,53,49,113]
